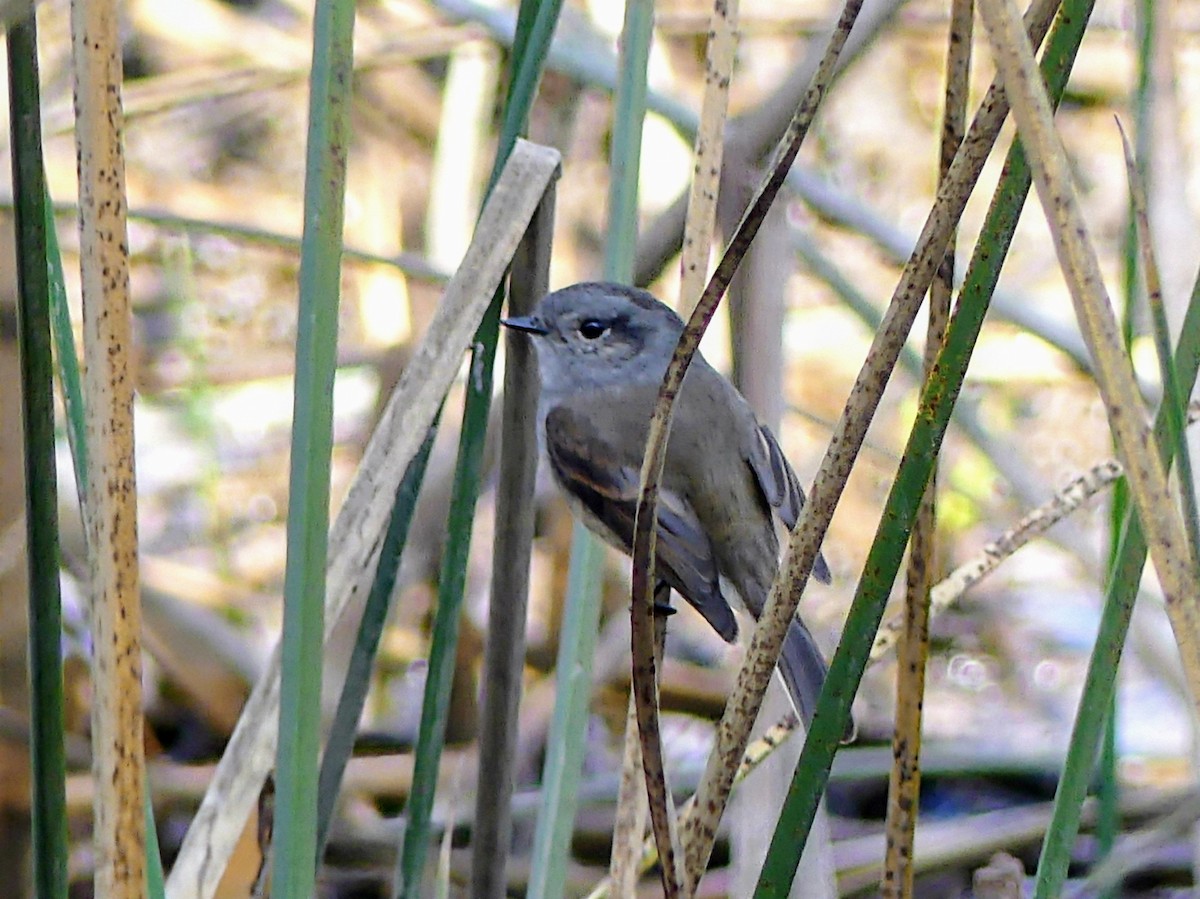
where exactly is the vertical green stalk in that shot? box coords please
[393,2,565,894]
[8,12,68,897]
[1095,0,1154,870]
[753,1,1093,888]
[272,0,356,894]
[604,0,654,281]
[1094,704,1118,894]
[527,529,608,899]
[527,3,655,895]
[1096,314,1132,891]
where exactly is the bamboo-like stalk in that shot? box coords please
[395,467,482,896]
[976,0,1200,707]
[271,1,357,894]
[607,7,735,881]
[9,11,68,897]
[604,0,655,284]
[529,2,658,894]
[682,0,1065,884]
[750,0,1092,887]
[469,184,555,898]
[69,0,145,894]
[43,173,169,899]
[42,170,169,899]
[881,1,970,893]
[1097,2,1154,876]
[165,139,562,899]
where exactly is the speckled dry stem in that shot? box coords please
[70,0,146,895]
[584,715,800,898]
[608,691,651,895]
[678,0,1063,883]
[617,2,743,890]
[976,0,1200,710]
[608,607,671,894]
[165,140,562,899]
[873,458,1125,661]
[678,0,739,314]
[626,577,683,895]
[882,0,971,893]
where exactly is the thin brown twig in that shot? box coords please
[609,0,743,888]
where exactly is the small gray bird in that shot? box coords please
[504,281,845,734]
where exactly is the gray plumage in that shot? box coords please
[505,281,843,734]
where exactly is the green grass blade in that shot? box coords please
[1147,297,1200,551]
[394,414,486,896]
[527,528,608,899]
[393,2,565,894]
[526,2,654,894]
[315,423,439,858]
[603,0,654,281]
[1032,260,1200,898]
[753,2,1093,889]
[272,0,357,894]
[8,13,69,897]
[45,200,87,506]
[145,788,165,899]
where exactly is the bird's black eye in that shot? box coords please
[578,319,609,340]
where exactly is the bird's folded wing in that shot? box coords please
[544,404,739,642]
[745,423,832,584]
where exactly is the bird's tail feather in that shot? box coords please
[777,619,855,743]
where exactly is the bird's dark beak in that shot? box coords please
[501,315,549,336]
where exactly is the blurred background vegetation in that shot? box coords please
[2,0,1199,894]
